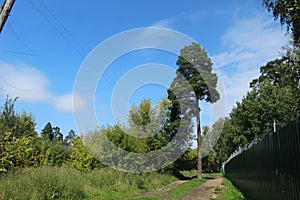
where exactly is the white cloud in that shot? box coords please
[0,62,86,113]
[212,14,288,114]
[0,62,51,102]
[150,18,174,29]
[216,17,288,70]
[52,94,86,113]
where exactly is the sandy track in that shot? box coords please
[181,177,223,200]
[130,180,187,199]
[130,176,223,200]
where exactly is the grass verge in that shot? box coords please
[214,174,245,200]
[0,166,177,200]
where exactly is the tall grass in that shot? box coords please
[0,166,84,200]
[0,166,177,200]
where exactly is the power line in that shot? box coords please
[26,0,116,90]
[38,0,87,55]
[0,74,34,91]
[2,49,36,56]
[6,21,37,55]
[27,0,86,57]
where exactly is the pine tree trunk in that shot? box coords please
[196,99,202,179]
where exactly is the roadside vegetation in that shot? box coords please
[0,166,177,200]
[219,176,245,200]
[209,174,245,200]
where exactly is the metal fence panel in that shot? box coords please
[224,118,300,200]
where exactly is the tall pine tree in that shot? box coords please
[168,43,219,178]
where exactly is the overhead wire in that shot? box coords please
[3,21,37,56]
[3,0,117,102]
[37,0,87,55]
[27,0,115,86]
[37,1,117,85]
[34,1,117,88]
[2,49,36,56]
[0,75,34,91]
[0,5,37,91]
[27,0,86,57]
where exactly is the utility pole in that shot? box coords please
[0,0,16,33]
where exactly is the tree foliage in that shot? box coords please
[80,98,173,172]
[68,136,104,170]
[263,0,300,44]
[0,96,105,174]
[251,46,300,116]
[208,46,300,172]
[0,96,37,172]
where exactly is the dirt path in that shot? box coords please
[130,180,188,199]
[131,176,223,200]
[181,177,224,200]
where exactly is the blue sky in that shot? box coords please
[0,0,288,135]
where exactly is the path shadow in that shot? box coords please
[173,170,196,180]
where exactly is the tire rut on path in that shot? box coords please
[181,177,223,200]
[130,180,188,199]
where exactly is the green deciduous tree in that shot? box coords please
[81,98,176,172]
[211,49,299,169]
[229,79,295,145]
[37,139,70,166]
[129,99,151,127]
[0,96,37,173]
[68,136,103,170]
[251,46,300,117]
[168,43,219,178]
[263,0,300,44]
[0,97,104,172]
[208,37,299,172]
[128,98,170,151]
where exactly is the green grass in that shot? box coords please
[217,175,245,200]
[81,169,177,199]
[0,166,84,200]
[179,169,197,178]
[0,166,177,200]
